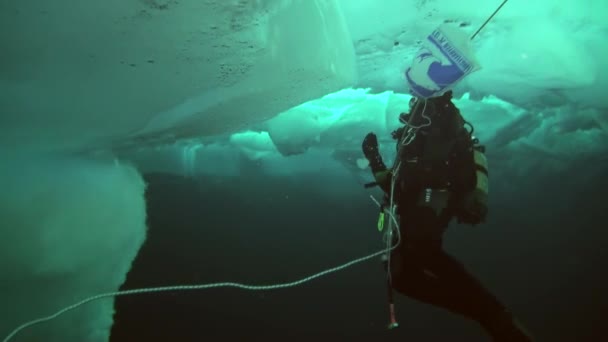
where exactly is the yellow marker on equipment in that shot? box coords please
[377,212,385,232]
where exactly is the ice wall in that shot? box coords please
[0,0,356,152]
[136,89,607,181]
[0,151,147,342]
[0,1,358,340]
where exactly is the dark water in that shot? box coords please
[110,162,607,342]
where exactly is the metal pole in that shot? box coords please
[470,0,509,40]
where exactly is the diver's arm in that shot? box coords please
[362,132,386,173]
[361,132,392,194]
[372,168,393,194]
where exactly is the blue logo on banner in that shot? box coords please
[405,28,474,98]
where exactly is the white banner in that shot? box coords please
[405,24,481,98]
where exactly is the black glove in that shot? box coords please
[362,132,386,173]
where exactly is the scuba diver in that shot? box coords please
[361,90,534,342]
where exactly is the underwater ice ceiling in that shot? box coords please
[1,0,606,153]
[1,1,607,342]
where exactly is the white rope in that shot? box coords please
[2,246,391,342]
[3,99,431,342]
[378,98,428,283]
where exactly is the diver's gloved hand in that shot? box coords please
[458,190,488,225]
[362,132,387,173]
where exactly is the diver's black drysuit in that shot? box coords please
[362,91,533,342]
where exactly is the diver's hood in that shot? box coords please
[401,90,461,130]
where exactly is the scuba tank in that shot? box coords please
[457,140,489,225]
[473,144,489,198]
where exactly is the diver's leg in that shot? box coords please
[390,245,534,342]
[391,205,534,341]
[389,242,504,320]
